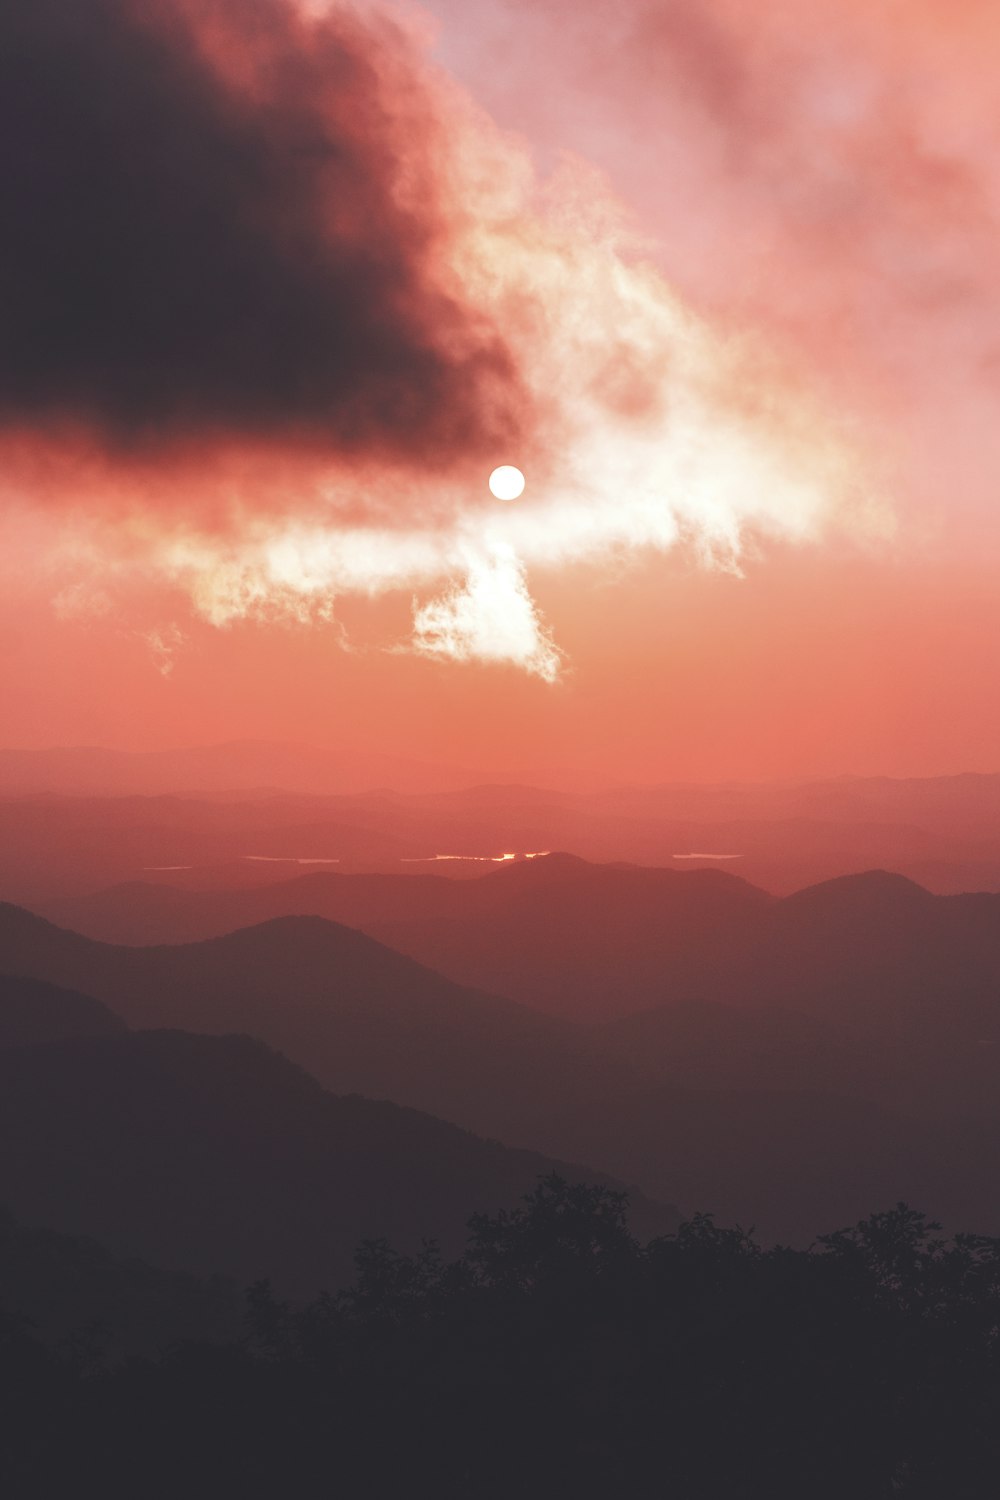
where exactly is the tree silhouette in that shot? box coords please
[4,1182,1000,1497]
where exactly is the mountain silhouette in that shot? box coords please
[43,868,487,946]
[42,859,1000,1034]
[41,856,772,1021]
[8,769,1000,904]
[0,901,627,1143]
[0,1028,675,1297]
[0,1205,240,1360]
[0,972,126,1047]
[6,899,1000,1241]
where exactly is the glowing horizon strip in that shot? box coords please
[400,851,551,863]
[672,853,743,860]
[242,855,341,864]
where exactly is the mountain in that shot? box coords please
[6,899,1000,1242]
[369,856,772,1021]
[0,901,626,1144]
[599,998,859,1093]
[0,1029,675,1298]
[5,768,1000,907]
[0,791,427,903]
[737,872,1000,1036]
[41,856,773,1021]
[44,858,1000,1032]
[0,1206,241,1360]
[0,973,126,1047]
[373,864,1000,1029]
[43,867,483,946]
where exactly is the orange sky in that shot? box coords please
[2,0,998,783]
[4,544,999,783]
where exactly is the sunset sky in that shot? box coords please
[3,0,998,783]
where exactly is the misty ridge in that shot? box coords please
[6,759,1000,1494]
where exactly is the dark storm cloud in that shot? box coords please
[0,0,522,457]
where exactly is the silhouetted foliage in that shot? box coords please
[4,1178,1000,1498]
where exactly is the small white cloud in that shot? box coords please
[411,546,562,682]
[142,624,186,678]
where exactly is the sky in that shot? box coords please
[2,0,998,783]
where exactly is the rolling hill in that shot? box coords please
[41,859,1000,1032]
[0,1028,674,1297]
[42,855,772,1020]
[0,973,126,1047]
[0,900,620,1142]
[7,898,1000,1242]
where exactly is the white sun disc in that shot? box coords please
[489,465,525,501]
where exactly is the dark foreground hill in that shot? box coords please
[0,972,126,1047]
[4,1179,1000,1499]
[0,1028,675,1297]
[0,1206,241,1360]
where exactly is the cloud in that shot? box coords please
[428,0,1000,546]
[0,0,521,462]
[142,625,187,678]
[411,546,561,680]
[4,0,882,677]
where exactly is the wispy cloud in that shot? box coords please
[411,546,561,680]
[142,624,187,678]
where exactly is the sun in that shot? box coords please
[488,465,525,501]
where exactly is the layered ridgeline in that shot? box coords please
[0,977,675,1296]
[40,857,1000,1029]
[0,972,125,1046]
[5,764,1000,898]
[6,889,1000,1243]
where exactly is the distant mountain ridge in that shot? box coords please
[37,858,1000,1028]
[4,756,1000,901]
[0,898,633,1147]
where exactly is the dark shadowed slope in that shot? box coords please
[0,1206,241,1360]
[0,1030,676,1297]
[7,901,1000,1242]
[0,973,126,1047]
[0,901,627,1142]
